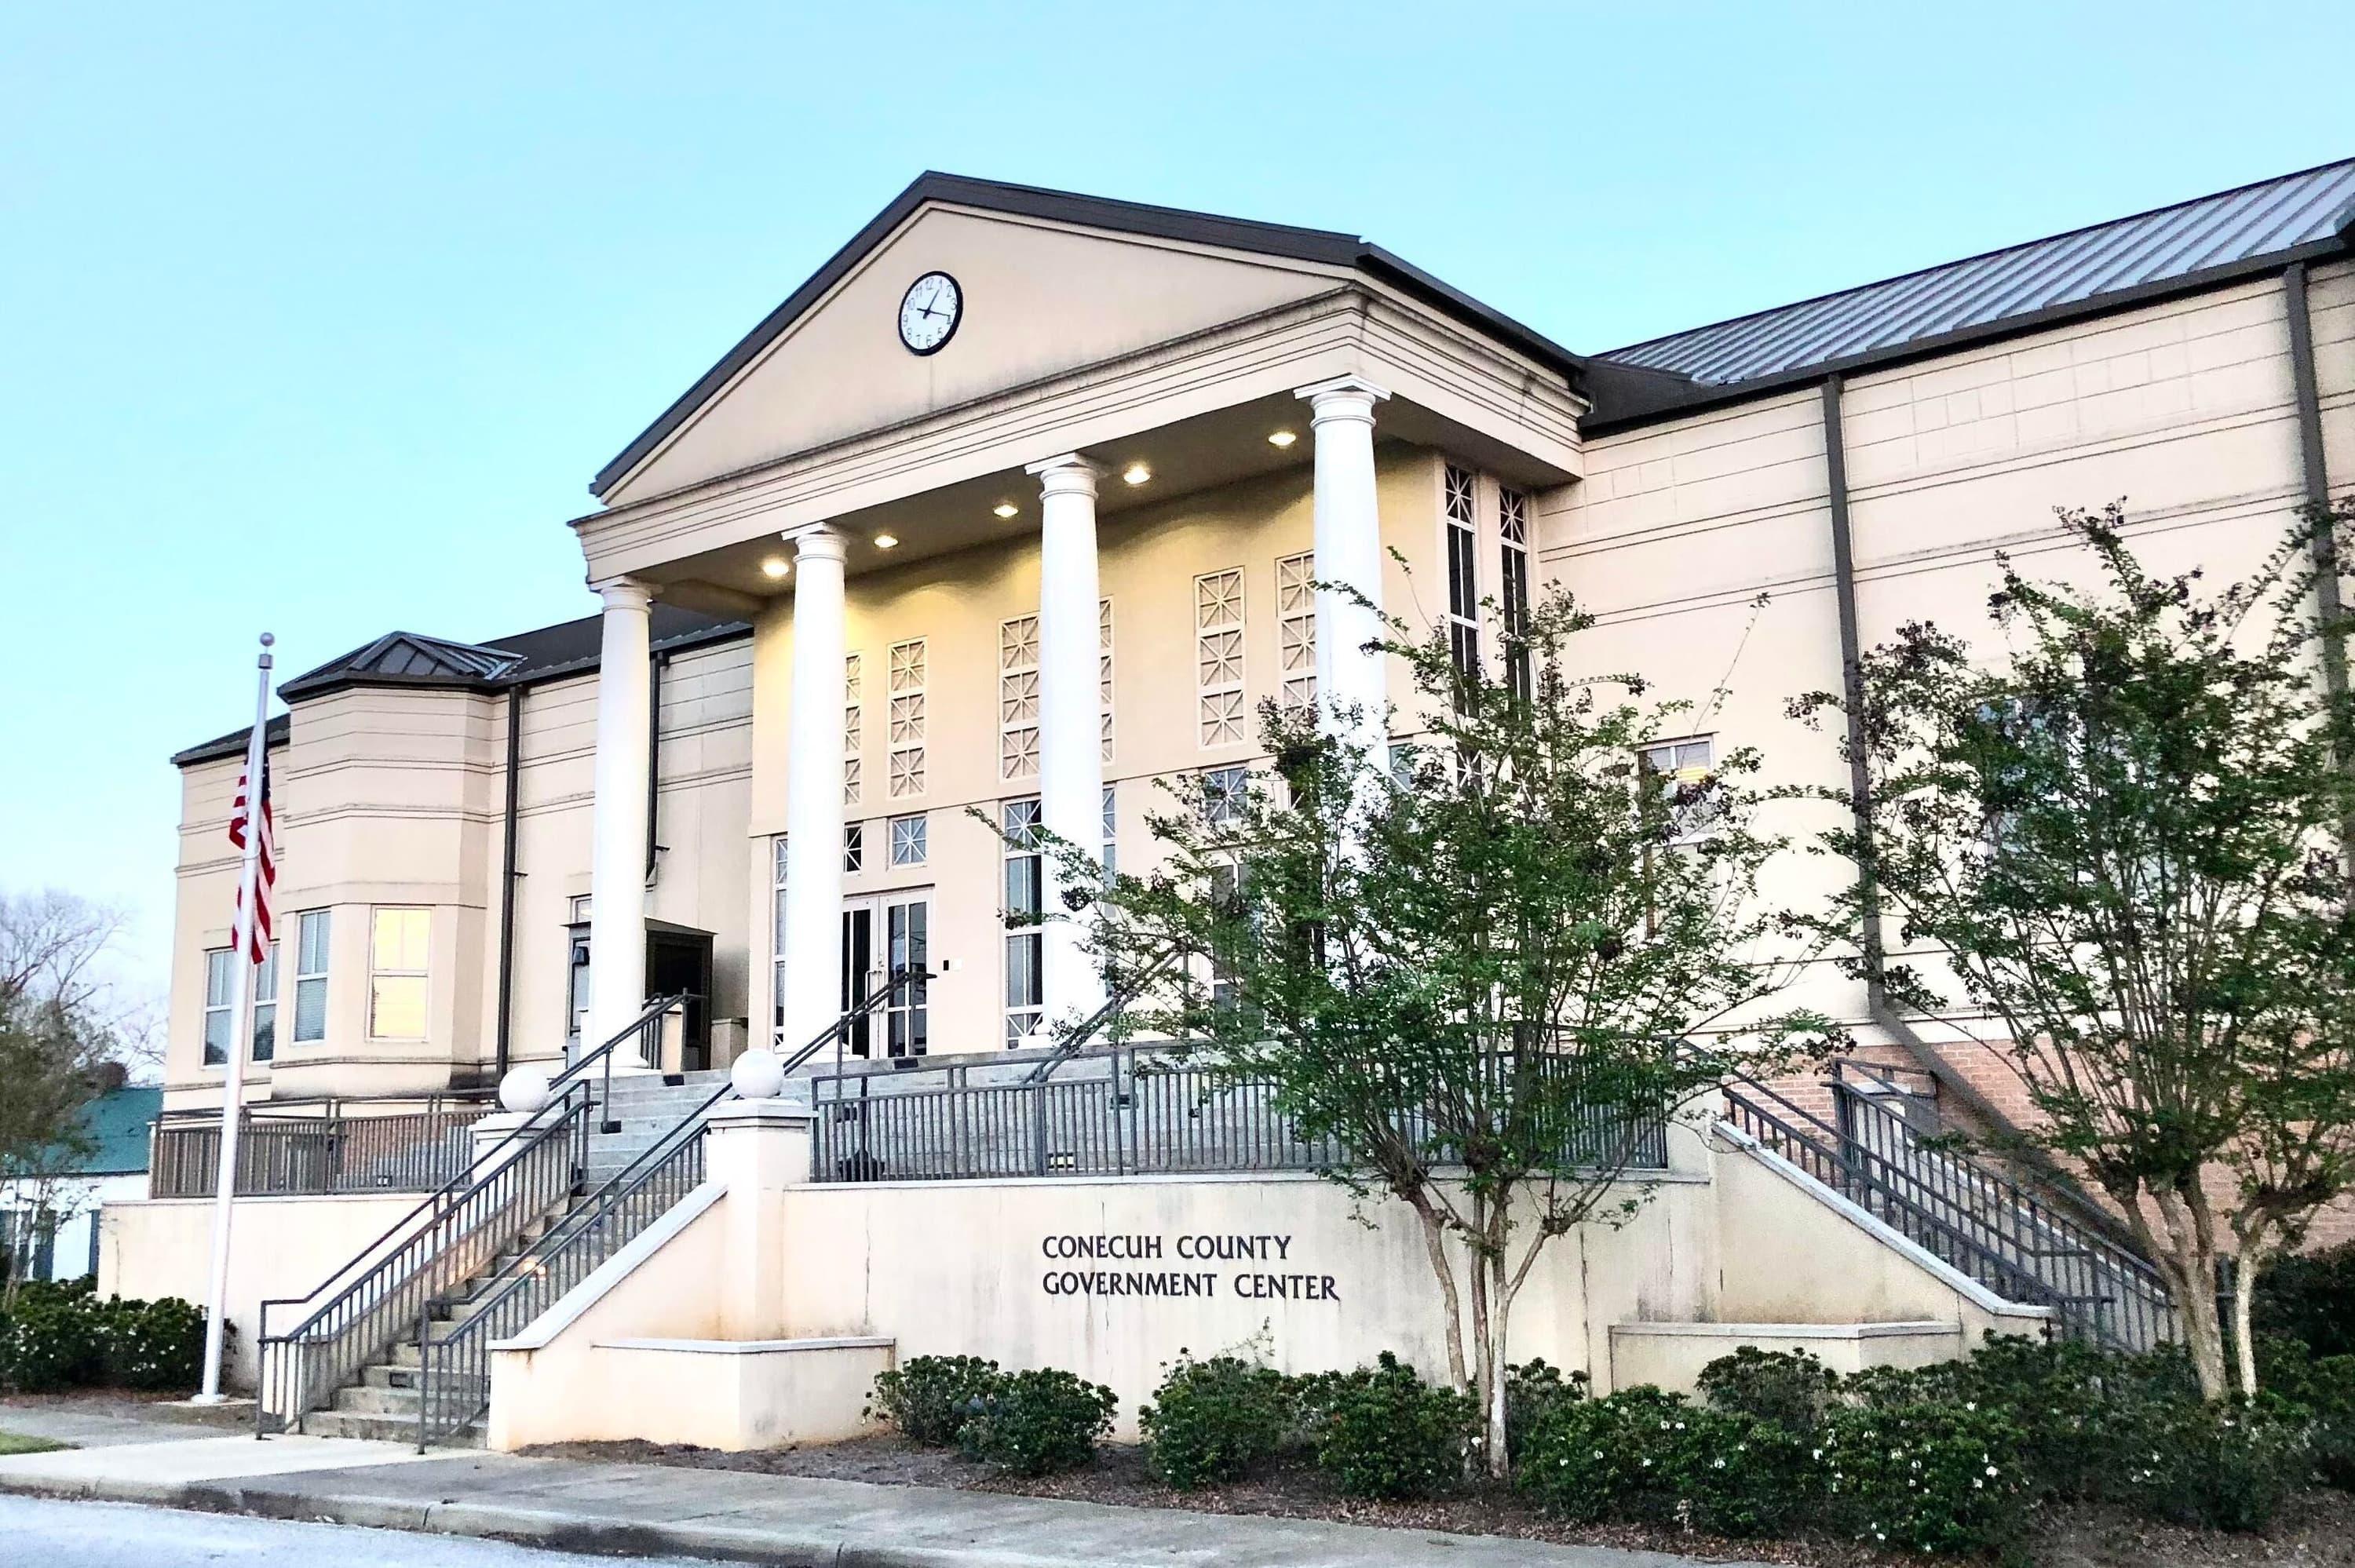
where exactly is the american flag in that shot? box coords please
[228,746,277,964]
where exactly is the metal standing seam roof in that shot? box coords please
[1599,157,2355,388]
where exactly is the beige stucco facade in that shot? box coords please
[161,241,2351,1105]
[119,168,2355,1428]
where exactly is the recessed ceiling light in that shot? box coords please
[1122,463,1152,486]
[873,532,899,550]
[1267,429,1298,448]
[993,501,1019,519]
[761,556,790,578]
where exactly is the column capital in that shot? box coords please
[1024,453,1101,498]
[783,523,846,564]
[592,578,656,613]
[1294,375,1393,422]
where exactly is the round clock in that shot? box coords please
[897,272,962,356]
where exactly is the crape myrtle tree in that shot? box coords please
[0,890,130,1302]
[1029,579,1832,1478]
[1791,501,2355,1401]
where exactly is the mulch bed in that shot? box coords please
[522,1431,2353,1565]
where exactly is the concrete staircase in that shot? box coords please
[301,1070,729,1446]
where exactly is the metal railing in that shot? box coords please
[812,1042,1673,1184]
[252,996,684,1436]
[151,1094,495,1199]
[408,973,922,1448]
[1721,1070,2177,1351]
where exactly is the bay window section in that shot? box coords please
[367,907,430,1041]
[292,910,330,1042]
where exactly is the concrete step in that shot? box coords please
[335,1382,420,1416]
[303,1407,484,1448]
[362,1363,418,1389]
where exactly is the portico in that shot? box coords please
[567,176,1585,1060]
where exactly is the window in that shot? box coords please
[1203,765,1249,828]
[844,653,864,807]
[1499,487,1532,701]
[771,836,788,1029]
[888,639,926,798]
[889,813,927,867]
[293,910,330,1043]
[1099,598,1115,764]
[250,941,279,1063]
[1196,568,1246,746]
[999,615,1040,779]
[1101,783,1118,881]
[203,945,278,1065]
[1640,737,1720,841]
[1444,464,1480,702]
[368,907,431,1040]
[202,950,233,1067]
[843,822,865,873]
[1003,798,1043,1043]
[1276,552,1316,713]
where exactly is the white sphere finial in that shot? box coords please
[729,1048,787,1100]
[499,1066,553,1113]
[260,632,276,647]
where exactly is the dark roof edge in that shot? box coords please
[1584,234,2353,438]
[586,173,1584,501]
[172,712,292,768]
[169,622,756,770]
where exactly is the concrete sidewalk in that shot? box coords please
[0,1406,1767,1568]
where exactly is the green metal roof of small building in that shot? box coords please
[62,1087,161,1176]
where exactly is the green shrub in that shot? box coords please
[2115,1397,2310,1532]
[867,1355,1003,1446]
[1502,1358,1586,1457]
[1138,1351,1297,1490]
[958,1367,1117,1476]
[2255,1242,2355,1359]
[1819,1398,2026,1556]
[2257,1336,2355,1490]
[0,1289,101,1392]
[1514,1387,1811,1537]
[95,1296,206,1392]
[1695,1347,1838,1434]
[1302,1352,1473,1500]
[1513,1385,1693,1524]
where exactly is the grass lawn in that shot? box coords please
[0,1433,69,1456]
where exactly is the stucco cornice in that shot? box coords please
[571,286,1583,584]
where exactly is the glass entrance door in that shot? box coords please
[883,893,929,1058]
[838,903,876,1058]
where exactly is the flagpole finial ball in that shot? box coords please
[729,1048,787,1101]
[260,633,275,647]
[499,1066,554,1113]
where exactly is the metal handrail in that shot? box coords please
[410,972,920,1447]
[1720,1070,2174,1351]
[252,994,685,1434]
[1020,947,1184,1085]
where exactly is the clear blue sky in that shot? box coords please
[3,1,2349,1003]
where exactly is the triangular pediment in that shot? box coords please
[593,176,1374,505]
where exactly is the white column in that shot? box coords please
[780,524,848,1053]
[586,578,654,1059]
[1026,454,1107,1026]
[1298,375,1393,768]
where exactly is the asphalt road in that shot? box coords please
[0,1494,716,1568]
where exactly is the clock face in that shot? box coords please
[897,272,962,356]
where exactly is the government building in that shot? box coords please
[104,159,2353,1448]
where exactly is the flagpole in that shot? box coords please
[195,632,273,1405]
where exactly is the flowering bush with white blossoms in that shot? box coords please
[1817,1398,2028,1555]
[1512,1387,1813,1538]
